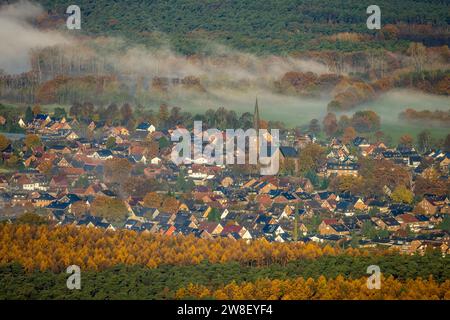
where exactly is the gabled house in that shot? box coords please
[318,219,349,235]
[415,198,437,215]
[91,149,114,160]
[198,221,223,236]
[136,122,156,133]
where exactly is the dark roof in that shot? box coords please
[47,201,70,210]
[353,136,368,146]
[381,217,400,226]
[262,223,282,234]
[136,122,152,130]
[330,224,348,232]
[96,149,113,157]
[279,146,298,158]
[35,114,49,120]
[335,201,353,212]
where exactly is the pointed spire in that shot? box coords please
[253,96,260,131]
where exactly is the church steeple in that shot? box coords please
[253,96,260,131]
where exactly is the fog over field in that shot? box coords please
[155,88,450,126]
[0,1,448,141]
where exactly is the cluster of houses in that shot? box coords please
[0,112,449,255]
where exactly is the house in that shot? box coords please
[33,193,56,207]
[278,146,299,172]
[373,217,401,231]
[415,198,437,215]
[150,157,162,165]
[396,213,420,231]
[91,149,114,160]
[335,201,354,216]
[220,225,252,240]
[353,136,369,148]
[136,122,156,133]
[18,118,26,128]
[66,131,79,141]
[50,175,69,190]
[262,224,285,237]
[198,221,223,235]
[318,219,337,234]
[270,203,294,219]
[438,154,450,171]
[221,176,234,188]
[353,198,368,211]
[326,161,359,176]
[0,176,8,190]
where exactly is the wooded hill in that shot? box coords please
[36,0,449,55]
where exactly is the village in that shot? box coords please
[0,103,449,257]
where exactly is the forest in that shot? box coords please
[35,0,450,55]
[0,224,449,299]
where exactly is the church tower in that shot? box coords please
[253,96,260,132]
[253,97,260,155]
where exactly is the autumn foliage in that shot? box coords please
[175,276,450,300]
[0,224,363,272]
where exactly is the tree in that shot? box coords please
[375,130,384,142]
[106,136,116,149]
[6,154,20,168]
[308,119,320,135]
[208,208,220,222]
[122,177,157,197]
[53,107,66,119]
[399,134,413,147]
[143,192,163,208]
[351,110,380,133]
[305,170,319,187]
[69,102,82,118]
[104,158,132,183]
[357,158,411,197]
[361,221,389,240]
[91,196,128,223]
[81,102,95,121]
[417,130,431,152]
[158,136,170,150]
[391,185,414,204]
[25,106,34,123]
[168,106,182,127]
[32,105,41,116]
[298,144,326,174]
[37,160,53,175]
[74,175,89,189]
[176,170,194,193]
[0,134,10,152]
[407,42,426,74]
[24,134,41,150]
[322,112,338,136]
[438,216,450,233]
[443,134,450,152]
[342,127,356,144]
[158,104,169,128]
[71,201,89,216]
[338,115,351,132]
[162,196,179,213]
[16,212,48,225]
[145,137,159,158]
[106,103,119,124]
[120,103,133,125]
[239,112,253,130]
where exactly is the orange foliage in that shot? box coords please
[0,224,366,272]
[176,276,450,300]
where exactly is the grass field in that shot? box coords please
[4,88,448,145]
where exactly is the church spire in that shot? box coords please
[253,96,260,131]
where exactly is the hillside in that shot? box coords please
[35,0,450,54]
